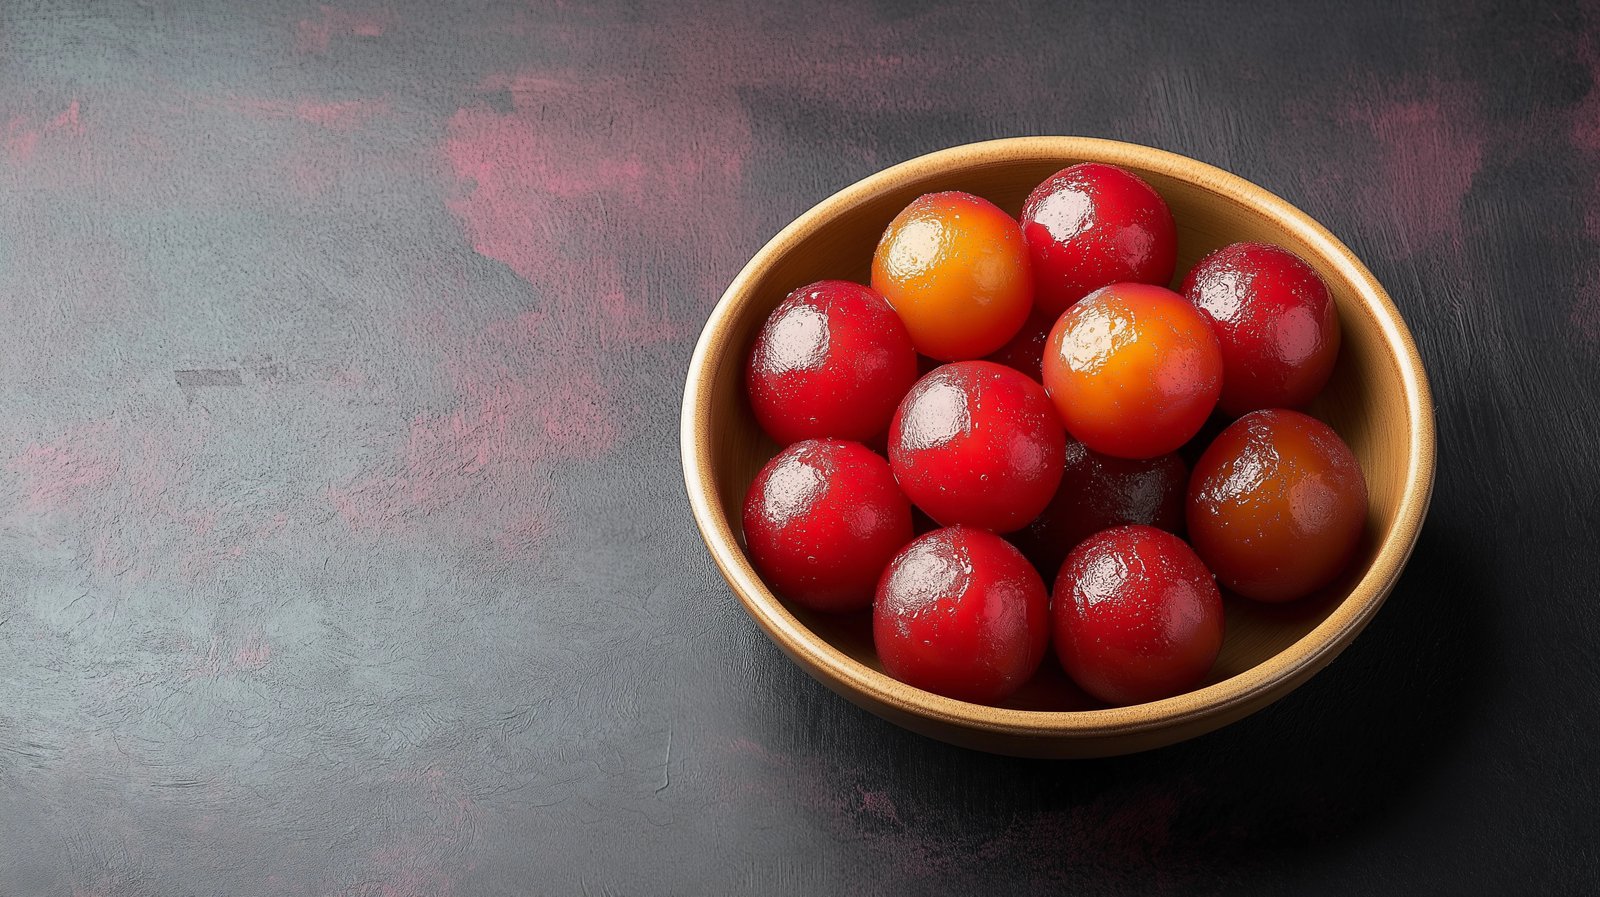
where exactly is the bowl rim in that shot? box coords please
[680,136,1436,740]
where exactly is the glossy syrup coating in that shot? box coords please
[1052,525,1224,706]
[745,280,919,445]
[1181,242,1342,416]
[874,526,1050,705]
[871,191,1033,361]
[741,439,913,613]
[1187,409,1368,603]
[1012,438,1187,579]
[1042,283,1223,459]
[1020,163,1177,318]
[889,361,1066,533]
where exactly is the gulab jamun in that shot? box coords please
[746,280,919,445]
[872,191,1033,361]
[1013,439,1187,578]
[742,439,913,613]
[1042,282,1223,459]
[1020,163,1177,318]
[1182,242,1341,416]
[875,526,1050,704]
[890,361,1065,533]
[1053,525,1224,706]
[1187,409,1368,603]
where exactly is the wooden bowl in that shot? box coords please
[680,137,1435,757]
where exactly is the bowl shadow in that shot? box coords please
[755,520,1484,888]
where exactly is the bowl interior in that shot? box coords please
[695,141,1423,718]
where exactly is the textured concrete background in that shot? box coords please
[1,1,1596,894]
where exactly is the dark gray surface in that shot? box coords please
[0,1,1595,894]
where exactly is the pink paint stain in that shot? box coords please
[425,367,617,469]
[441,68,747,340]
[436,5,1037,312]
[326,471,435,535]
[294,6,392,54]
[1336,79,1485,257]
[859,788,902,824]
[1568,35,1600,343]
[1573,271,1600,344]
[7,424,120,512]
[327,309,616,544]
[342,12,1011,554]
[3,99,85,165]
[223,97,391,132]
[6,417,282,582]
[493,508,553,559]
[324,769,481,897]
[194,92,394,197]
[90,531,134,575]
[334,856,452,897]
[0,207,143,343]
[1572,35,1600,156]
[233,635,274,671]
[394,65,746,553]
[445,67,748,202]
[182,631,273,679]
